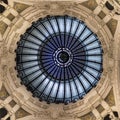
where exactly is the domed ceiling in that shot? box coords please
[15,15,103,104]
[0,0,120,120]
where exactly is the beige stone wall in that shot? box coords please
[0,0,120,120]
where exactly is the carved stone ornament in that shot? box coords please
[0,1,117,120]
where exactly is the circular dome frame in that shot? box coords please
[2,2,113,119]
[15,15,103,104]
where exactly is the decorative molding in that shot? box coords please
[81,0,98,11]
[14,2,30,13]
[0,0,119,119]
[80,112,96,120]
[96,104,104,113]
[107,18,118,36]
[0,21,8,35]
[0,84,9,100]
[15,107,31,119]
[105,88,115,107]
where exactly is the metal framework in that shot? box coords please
[15,15,103,104]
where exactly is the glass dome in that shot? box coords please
[15,15,103,104]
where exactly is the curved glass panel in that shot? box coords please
[15,15,103,104]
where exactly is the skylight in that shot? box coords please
[15,15,103,104]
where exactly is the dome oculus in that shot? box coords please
[15,15,103,104]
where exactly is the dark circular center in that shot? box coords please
[58,51,69,63]
[53,47,73,68]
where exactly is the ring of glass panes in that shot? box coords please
[15,15,103,104]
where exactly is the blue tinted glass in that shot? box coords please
[15,15,103,104]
